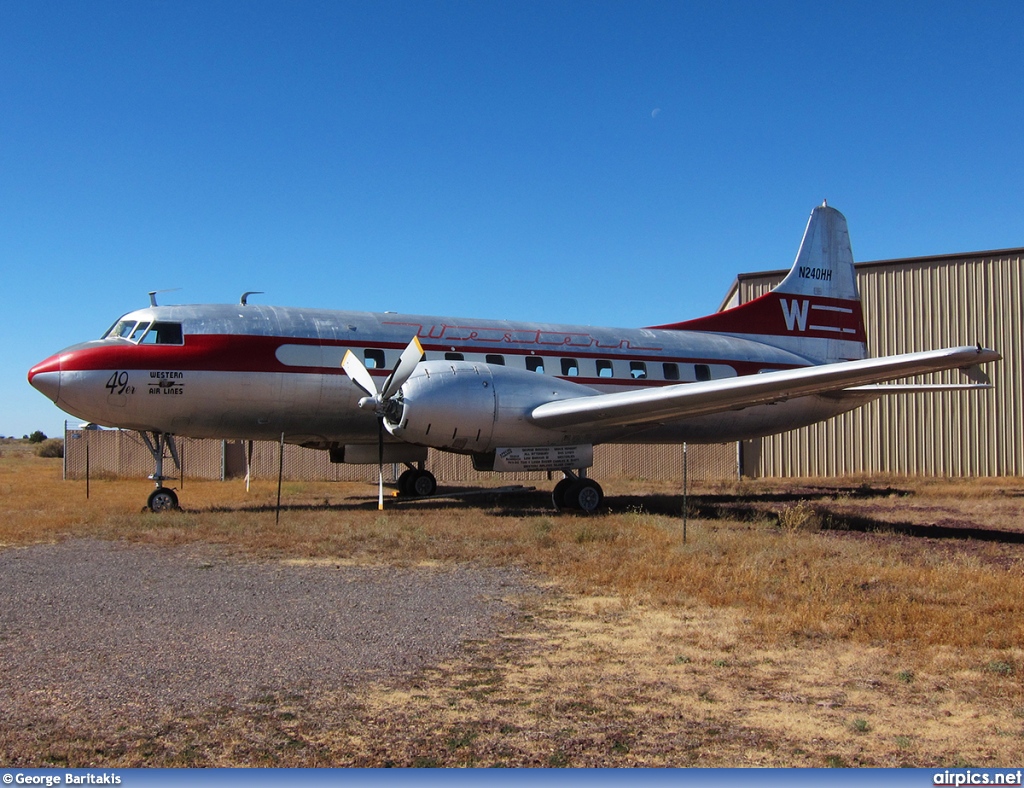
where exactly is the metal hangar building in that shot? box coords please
[727,247,1023,479]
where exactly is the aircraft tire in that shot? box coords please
[410,470,437,497]
[566,479,603,514]
[551,478,574,511]
[147,487,179,512]
[397,469,417,496]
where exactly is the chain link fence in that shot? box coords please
[63,427,739,485]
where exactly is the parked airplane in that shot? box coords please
[28,204,999,513]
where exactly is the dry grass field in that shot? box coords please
[1,439,1023,767]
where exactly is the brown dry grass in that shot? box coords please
[2,441,1023,766]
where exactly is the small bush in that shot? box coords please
[776,500,821,532]
[36,438,64,458]
[983,660,1014,676]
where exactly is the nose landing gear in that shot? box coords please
[141,431,181,512]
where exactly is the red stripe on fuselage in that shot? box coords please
[58,335,314,374]
[56,334,801,380]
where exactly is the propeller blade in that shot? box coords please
[381,336,424,401]
[377,417,385,511]
[342,349,378,399]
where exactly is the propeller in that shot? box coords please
[341,336,424,510]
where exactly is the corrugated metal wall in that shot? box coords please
[739,250,1023,477]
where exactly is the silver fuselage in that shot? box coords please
[29,303,874,450]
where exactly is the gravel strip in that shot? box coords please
[0,539,530,723]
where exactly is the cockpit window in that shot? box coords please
[106,320,137,339]
[104,319,183,345]
[139,322,184,345]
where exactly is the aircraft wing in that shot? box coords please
[529,346,1000,431]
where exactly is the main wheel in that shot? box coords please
[410,470,437,497]
[147,487,179,512]
[566,479,603,514]
[397,469,417,496]
[551,478,574,511]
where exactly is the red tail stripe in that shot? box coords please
[648,291,867,343]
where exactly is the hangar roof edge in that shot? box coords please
[719,246,1024,312]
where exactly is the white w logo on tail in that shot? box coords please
[780,299,810,331]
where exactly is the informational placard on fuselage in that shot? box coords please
[492,445,594,472]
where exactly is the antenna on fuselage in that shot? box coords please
[240,291,264,306]
[147,288,181,307]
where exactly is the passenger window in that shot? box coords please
[695,364,711,382]
[596,359,613,378]
[139,322,183,345]
[364,349,386,369]
[629,361,647,380]
[663,362,680,381]
[526,357,544,374]
[560,358,579,377]
[485,354,505,365]
[445,352,464,361]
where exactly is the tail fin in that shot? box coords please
[649,203,867,363]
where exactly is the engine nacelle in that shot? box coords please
[386,360,598,452]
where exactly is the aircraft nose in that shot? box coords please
[28,355,61,403]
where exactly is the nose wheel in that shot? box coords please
[141,431,182,512]
[147,487,179,512]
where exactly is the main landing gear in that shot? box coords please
[551,470,604,514]
[141,431,180,512]
[396,462,438,497]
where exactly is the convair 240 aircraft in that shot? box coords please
[28,204,1000,512]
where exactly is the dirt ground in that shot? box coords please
[1,444,1022,767]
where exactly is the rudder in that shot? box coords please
[774,202,859,301]
[649,203,867,363]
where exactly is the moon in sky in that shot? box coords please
[651,108,661,118]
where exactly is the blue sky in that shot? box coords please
[4,1,1023,439]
